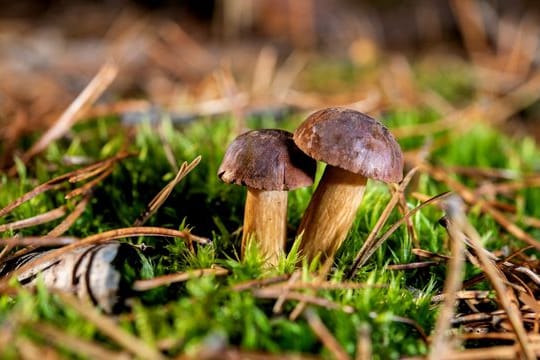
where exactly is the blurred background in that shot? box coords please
[2,0,540,170]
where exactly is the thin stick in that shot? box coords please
[355,324,372,360]
[231,274,291,292]
[273,271,301,314]
[48,193,91,237]
[0,236,77,247]
[134,156,201,226]
[33,323,129,360]
[457,202,535,359]
[65,167,114,199]
[386,261,438,270]
[13,62,118,172]
[304,308,350,360]
[289,257,334,320]
[0,183,65,218]
[0,206,66,232]
[57,293,165,360]
[423,164,540,250]
[132,267,228,291]
[429,196,466,359]
[6,227,210,285]
[347,168,417,278]
[253,289,354,314]
[0,151,131,218]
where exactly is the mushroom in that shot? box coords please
[218,129,316,265]
[293,107,403,261]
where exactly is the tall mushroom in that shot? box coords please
[293,107,403,261]
[218,129,316,265]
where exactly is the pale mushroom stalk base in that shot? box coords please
[242,188,288,265]
[297,165,367,261]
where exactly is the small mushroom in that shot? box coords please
[218,129,316,265]
[293,107,403,261]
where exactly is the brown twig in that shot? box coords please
[48,193,91,237]
[11,62,118,174]
[133,155,201,226]
[454,199,535,359]
[0,236,77,247]
[231,274,291,292]
[2,227,210,288]
[272,271,301,314]
[429,196,467,358]
[386,261,438,270]
[33,323,130,360]
[57,293,165,360]
[304,307,350,360]
[0,206,67,232]
[355,323,372,360]
[422,163,540,250]
[346,167,418,278]
[253,288,354,314]
[132,266,228,291]
[346,190,450,279]
[0,151,132,218]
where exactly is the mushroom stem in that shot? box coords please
[242,188,288,265]
[297,165,367,261]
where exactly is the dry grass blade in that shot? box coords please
[132,266,228,291]
[265,280,381,292]
[289,257,333,320]
[5,227,210,286]
[12,62,118,173]
[0,206,66,232]
[355,323,372,360]
[386,315,429,344]
[0,183,65,218]
[182,348,321,360]
[412,248,451,262]
[65,167,114,199]
[0,243,15,262]
[216,67,246,136]
[450,198,535,359]
[57,293,165,360]
[0,236,77,247]
[304,307,350,360]
[134,155,202,226]
[429,196,467,358]
[67,162,114,184]
[253,288,354,314]
[386,261,438,270]
[273,271,301,314]
[476,177,540,197]
[15,337,59,360]
[33,323,130,360]
[252,46,278,96]
[432,290,491,303]
[444,347,518,360]
[450,0,490,61]
[67,151,133,183]
[0,151,131,218]
[230,274,291,291]
[346,167,417,278]
[423,164,540,250]
[47,193,91,237]
[273,51,308,102]
[347,191,450,278]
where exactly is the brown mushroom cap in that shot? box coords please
[218,129,317,190]
[294,107,404,183]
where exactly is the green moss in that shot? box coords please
[1,67,539,359]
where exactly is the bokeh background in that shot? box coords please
[2,0,540,169]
